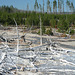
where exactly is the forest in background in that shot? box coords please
[0,0,75,35]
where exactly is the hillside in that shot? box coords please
[0,5,25,13]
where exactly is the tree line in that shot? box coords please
[0,1,75,35]
[0,10,75,31]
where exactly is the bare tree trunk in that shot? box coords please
[63,3,64,13]
[43,0,44,13]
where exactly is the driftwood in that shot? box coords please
[0,36,6,42]
[0,35,14,43]
[21,25,33,43]
[21,35,26,42]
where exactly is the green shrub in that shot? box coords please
[45,29,53,35]
[37,30,40,35]
[58,28,61,32]
[70,29,75,35]
[42,25,46,34]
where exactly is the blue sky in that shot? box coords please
[0,0,75,12]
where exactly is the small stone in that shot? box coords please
[31,69,38,73]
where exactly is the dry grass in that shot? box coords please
[71,35,75,39]
[61,34,67,37]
